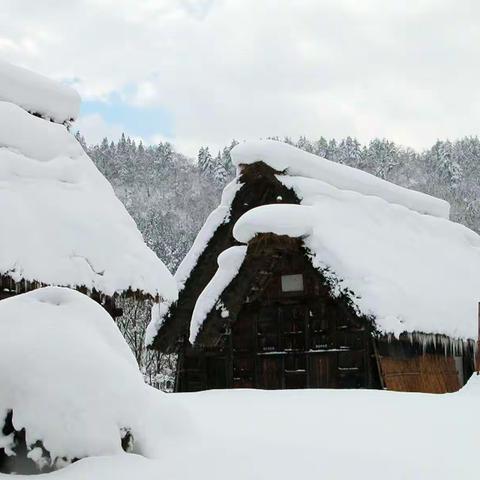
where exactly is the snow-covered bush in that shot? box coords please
[0,287,177,474]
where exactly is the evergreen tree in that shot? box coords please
[212,151,228,183]
[365,138,399,179]
[336,137,363,167]
[221,139,239,175]
[296,136,314,153]
[74,131,87,151]
[198,146,212,174]
[431,140,462,186]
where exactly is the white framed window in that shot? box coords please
[281,274,304,292]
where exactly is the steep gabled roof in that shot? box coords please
[146,161,298,349]
[149,140,480,350]
[234,181,480,341]
[0,61,177,302]
[232,140,450,218]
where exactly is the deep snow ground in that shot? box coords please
[5,378,478,480]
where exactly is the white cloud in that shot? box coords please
[76,114,177,151]
[74,113,125,145]
[2,0,480,154]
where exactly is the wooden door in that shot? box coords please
[206,357,227,389]
[284,352,307,388]
[232,308,256,388]
[257,356,283,389]
[232,355,255,388]
[309,353,335,388]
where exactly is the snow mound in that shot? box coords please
[190,246,247,343]
[459,372,480,395]
[233,176,480,340]
[0,59,80,123]
[231,139,450,219]
[0,101,177,301]
[0,287,181,469]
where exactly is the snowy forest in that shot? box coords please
[78,132,480,272]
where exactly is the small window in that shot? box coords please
[281,274,304,292]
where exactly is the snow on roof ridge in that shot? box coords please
[0,58,80,124]
[231,139,450,219]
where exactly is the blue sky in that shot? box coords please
[80,95,174,141]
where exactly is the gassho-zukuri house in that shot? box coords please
[0,60,177,316]
[147,139,480,394]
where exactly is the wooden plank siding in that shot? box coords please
[177,239,380,392]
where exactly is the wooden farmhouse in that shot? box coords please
[0,60,177,318]
[148,140,479,394]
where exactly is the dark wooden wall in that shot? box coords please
[177,238,380,391]
[176,235,474,393]
[151,162,301,352]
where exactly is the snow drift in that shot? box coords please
[0,59,80,124]
[0,61,177,301]
[4,376,479,479]
[0,287,183,472]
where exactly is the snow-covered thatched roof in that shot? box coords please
[0,61,177,301]
[0,59,80,124]
[232,140,450,218]
[231,140,480,341]
[148,140,480,348]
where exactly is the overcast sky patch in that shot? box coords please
[1,0,479,156]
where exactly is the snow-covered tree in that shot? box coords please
[221,139,239,175]
[198,146,229,184]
